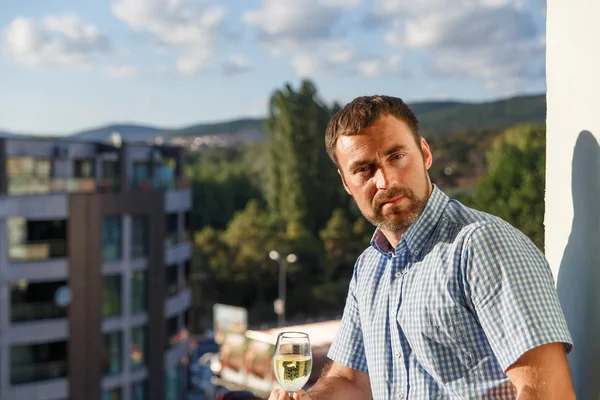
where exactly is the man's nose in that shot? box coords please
[374,166,393,189]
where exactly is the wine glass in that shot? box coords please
[273,331,312,398]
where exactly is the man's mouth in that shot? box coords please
[381,195,404,207]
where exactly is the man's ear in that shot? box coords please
[421,137,433,170]
[338,169,352,195]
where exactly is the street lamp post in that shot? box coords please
[269,250,297,326]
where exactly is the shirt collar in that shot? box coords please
[370,184,449,256]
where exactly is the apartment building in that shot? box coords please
[0,137,192,400]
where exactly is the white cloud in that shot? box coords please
[243,0,360,53]
[368,0,544,90]
[112,0,227,75]
[291,39,400,78]
[1,14,110,69]
[104,65,140,78]
[222,54,253,76]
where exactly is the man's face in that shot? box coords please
[335,114,433,232]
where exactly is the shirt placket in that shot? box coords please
[389,247,410,400]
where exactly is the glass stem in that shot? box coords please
[288,391,295,398]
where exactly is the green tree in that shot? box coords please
[265,80,344,234]
[467,124,546,249]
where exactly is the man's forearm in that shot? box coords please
[306,376,369,400]
[515,385,576,400]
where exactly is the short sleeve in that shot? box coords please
[327,264,368,372]
[464,222,573,372]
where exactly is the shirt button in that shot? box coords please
[397,393,404,399]
[395,271,402,279]
[414,250,420,255]
[395,351,402,359]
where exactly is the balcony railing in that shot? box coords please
[8,177,96,195]
[11,359,67,384]
[11,301,67,323]
[9,240,67,262]
[97,178,121,194]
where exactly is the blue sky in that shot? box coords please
[0,0,547,135]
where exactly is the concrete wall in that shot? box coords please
[545,0,600,398]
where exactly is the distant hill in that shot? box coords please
[417,94,546,135]
[166,118,265,137]
[71,123,165,141]
[0,94,544,142]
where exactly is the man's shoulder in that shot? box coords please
[444,198,539,253]
[442,198,517,237]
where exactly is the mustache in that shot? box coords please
[373,187,414,208]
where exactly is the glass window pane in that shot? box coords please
[131,270,146,314]
[132,215,148,258]
[11,341,67,384]
[102,332,122,375]
[102,217,122,261]
[8,218,68,261]
[11,280,68,323]
[101,388,121,400]
[166,267,178,298]
[102,275,121,317]
[132,380,147,400]
[130,326,147,370]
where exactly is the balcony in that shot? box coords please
[97,178,121,194]
[8,177,97,195]
[9,240,67,262]
[11,359,68,384]
[11,301,67,323]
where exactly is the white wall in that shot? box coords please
[545,0,600,398]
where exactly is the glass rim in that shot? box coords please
[277,331,309,339]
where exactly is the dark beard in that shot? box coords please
[364,180,430,232]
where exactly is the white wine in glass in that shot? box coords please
[273,332,312,397]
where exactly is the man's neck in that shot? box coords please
[380,228,407,250]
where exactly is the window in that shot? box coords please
[102,217,122,261]
[7,156,52,195]
[166,316,179,349]
[74,159,94,178]
[131,215,148,259]
[132,161,151,190]
[183,261,191,290]
[102,332,122,375]
[166,266,178,298]
[165,366,182,400]
[165,213,179,246]
[184,211,192,242]
[102,388,121,400]
[11,280,67,323]
[8,218,67,261]
[131,270,146,314]
[132,380,147,400]
[11,341,67,384]
[100,160,121,193]
[130,326,147,370]
[102,275,121,317]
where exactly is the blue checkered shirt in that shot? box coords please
[327,185,573,399]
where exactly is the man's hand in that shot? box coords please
[268,389,311,400]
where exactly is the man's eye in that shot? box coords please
[393,154,404,160]
[358,166,370,173]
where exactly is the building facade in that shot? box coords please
[0,137,192,400]
[546,0,600,397]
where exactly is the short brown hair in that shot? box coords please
[325,95,420,166]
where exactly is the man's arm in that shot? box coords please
[506,342,575,400]
[269,361,371,400]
